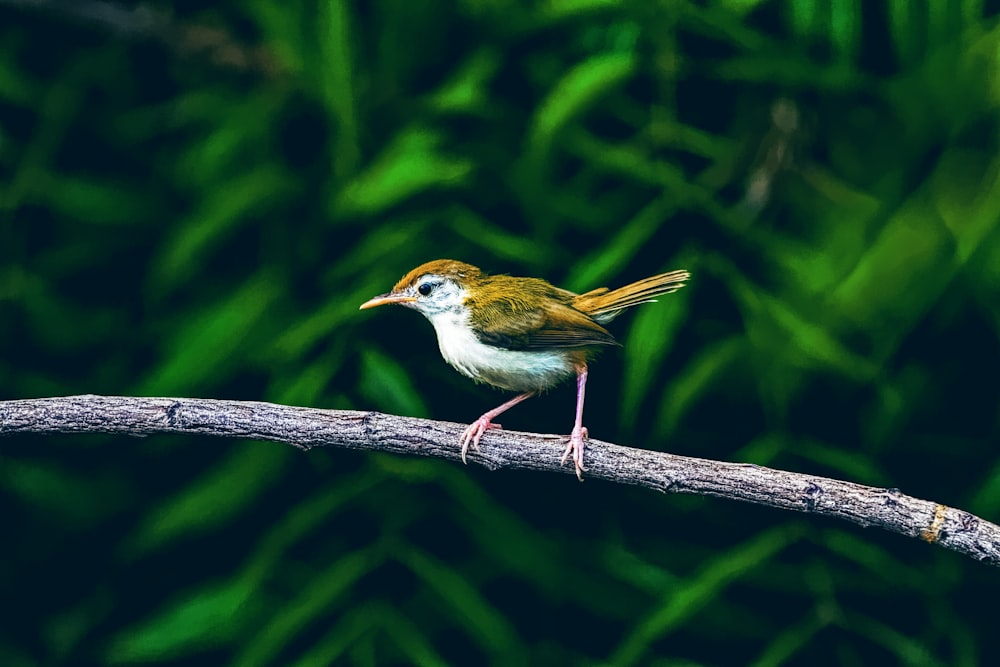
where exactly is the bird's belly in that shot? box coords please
[434,322,575,392]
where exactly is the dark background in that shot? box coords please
[2,1,1000,665]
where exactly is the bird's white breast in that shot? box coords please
[426,311,575,392]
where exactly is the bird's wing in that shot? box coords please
[469,283,619,351]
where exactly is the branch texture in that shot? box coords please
[2,395,998,566]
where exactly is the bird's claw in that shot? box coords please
[459,418,502,463]
[561,426,588,481]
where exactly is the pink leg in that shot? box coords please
[561,367,588,481]
[460,391,534,463]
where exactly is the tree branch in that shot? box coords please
[2,395,997,566]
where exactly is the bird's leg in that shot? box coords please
[460,391,534,463]
[561,366,588,481]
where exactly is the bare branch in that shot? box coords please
[2,395,997,566]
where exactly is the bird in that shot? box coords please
[359,259,689,480]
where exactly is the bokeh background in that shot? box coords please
[3,1,1000,665]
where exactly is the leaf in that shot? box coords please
[850,613,948,666]
[378,605,452,667]
[446,207,547,267]
[27,173,147,225]
[525,51,637,165]
[714,0,769,17]
[0,42,36,105]
[44,594,114,663]
[564,198,679,291]
[787,0,821,41]
[401,548,522,659]
[318,0,360,179]
[170,95,278,185]
[332,127,473,217]
[791,438,889,486]
[749,613,826,667]
[609,525,802,667]
[821,530,925,588]
[244,2,304,72]
[829,0,861,62]
[860,364,927,449]
[538,0,626,23]
[653,336,746,439]
[734,433,790,467]
[320,220,431,284]
[602,543,681,591]
[286,605,378,667]
[968,458,1000,517]
[619,278,690,430]
[242,474,380,583]
[928,148,1000,264]
[139,273,282,394]
[888,0,926,65]
[0,459,127,523]
[358,346,429,417]
[289,603,449,667]
[726,263,878,382]
[273,273,389,361]
[439,471,564,589]
[269,344,347,406]
[427,49,501,114]
[150,167,296,292]
[230,550,378,667]
[105,580,257,663]
[564,127,697,188]
[828,190,955,360]
[122,444,289,559]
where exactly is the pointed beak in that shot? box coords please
[359,293,417,310]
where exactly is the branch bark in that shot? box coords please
[2,394,997,566]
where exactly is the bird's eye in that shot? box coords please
[418,282,433,296]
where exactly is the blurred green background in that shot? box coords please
[3,0,1000,665]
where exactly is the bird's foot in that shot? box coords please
[561,426,588,481]
[459,417,502,463]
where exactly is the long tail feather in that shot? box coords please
[574,269,689,322]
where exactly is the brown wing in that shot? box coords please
[468,277,619,350]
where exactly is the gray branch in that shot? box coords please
[2,395,997,566]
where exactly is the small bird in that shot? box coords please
[360,260,689,479]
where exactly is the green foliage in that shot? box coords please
[2,1,1000,665]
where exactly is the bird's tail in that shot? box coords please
[574,269,690,323]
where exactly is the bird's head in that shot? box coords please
[359,259,482,319]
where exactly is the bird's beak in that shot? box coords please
[359,293,418,310]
